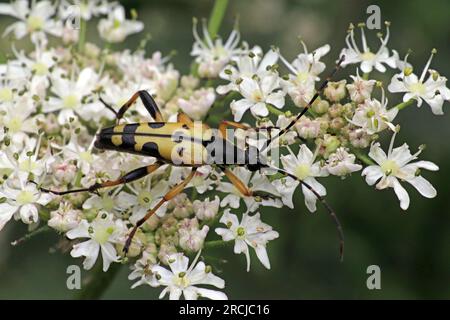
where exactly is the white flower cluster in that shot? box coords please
[0,1,448,300]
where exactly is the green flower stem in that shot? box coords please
[191,187,198,201]
[204,240,232,249]
[74,170,83,187]
[351,148,375,166]
[267,104,284,116]
[395,98,415,111]
[10,225,50,246]
[78,17,87,52]
[208,0,229,38]
[75,262,122,300]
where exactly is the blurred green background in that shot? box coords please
[1,0,449,299]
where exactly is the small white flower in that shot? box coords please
[346,71,376,103]
[0,136,53,184]
[98,5,144,43]
[193,196,220,221]
[0,0,62,42]
[0,181,52,229]
[115,176,170,225]
[349,95,398,134]
[44,68,103,124]
[217,47,279,95]
[362,131,439,210]
[99,80,150,121]
[59,0,112,21]
[280,43,330,84]
[10,44,58,97]
[79,155,121,188]
[281,145,328,212]
[170,166,218,195]
[178,87,215,120]
[388,50,449,115]
[66,212,125,271]
[191,19,244,78]
[0,93,39,145]
[326,147,362,177]
[272,177,299,209]
[255,115,298,146]
[82,189,122,216]
[230,72,285,121]
[217,167,282,212]
[279,42,330,107]
[215,209,279,271]
[152,251,227,300]
[128,250,159,289]
[340,23,396,73]
[60,134,98,175]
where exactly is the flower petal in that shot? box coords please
[392,178,410,210]
[407,176,437,199]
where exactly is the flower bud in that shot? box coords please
[170,193,194,219]
[180,75,199,90]
[117,229,146,258]
[48,202,82,232]
[324,80,347,102]
[193,196,220,221]
[330,117,345,131]
[143,214,160,232]
[161,216,178,236]
[312,99,329,114]
[317,134,341,158]
[51,161,77,184]
[328,103,343,118]
[295,117,321,139]
[158,243,178,265]
[349,128,371,148]
[179,224,209,253]
[178,87,215,120]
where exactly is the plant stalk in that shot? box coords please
[208,0,229,38]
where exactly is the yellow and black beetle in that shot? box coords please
[40,56,346,259]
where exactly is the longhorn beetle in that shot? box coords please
[40,56,346,259]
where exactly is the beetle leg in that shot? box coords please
[102,90,165,123]
[39,163,162,195]
[123,168,198,254]
[218,120,252,140]
[220,167,252,197]
[177,112,194,126]
[220,167,276,200]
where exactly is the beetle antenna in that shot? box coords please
[99,96,119,118]
[261,55,345,153]
[268,165,345,261]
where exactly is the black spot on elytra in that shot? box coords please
[148,122,165,129]
[123,123,139,134]
[142,141,162,158]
